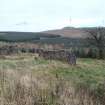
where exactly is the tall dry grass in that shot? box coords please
[0,68,102,105]
[0,55,104,105]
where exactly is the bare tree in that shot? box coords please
[86,27,105,59]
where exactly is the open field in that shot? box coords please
[0,54,105,105]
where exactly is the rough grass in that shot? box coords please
[0,54,105,105]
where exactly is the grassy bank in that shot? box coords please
[0,54,105,105]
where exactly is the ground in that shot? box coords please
[0,54,105,105]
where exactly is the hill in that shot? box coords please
[42,27,89,38]
[0,27,103,48]
[0,31,61,42]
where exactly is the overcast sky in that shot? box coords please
[0,0,105,32]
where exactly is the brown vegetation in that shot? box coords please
[43,27,88,38]
[0,44,76,65]
[0,66,98,105]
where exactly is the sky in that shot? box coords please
[0,0,105,32]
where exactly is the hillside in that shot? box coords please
[0,32,61,42]
[43,27,89,38]
[0,27,100,42]
[0,27,94,41]
[0,27,102,48]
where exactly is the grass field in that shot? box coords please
[0,54,105,105]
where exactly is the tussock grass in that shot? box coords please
[0,55,105,105]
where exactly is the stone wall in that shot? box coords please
[0,45,76,65]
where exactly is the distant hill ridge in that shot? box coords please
[0,27,105,42]
[0,31,61,42]
[42,27,90,38]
